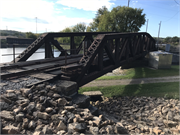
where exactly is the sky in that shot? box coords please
[0,0,179,38]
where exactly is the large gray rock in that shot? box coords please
[22,118,29,129]
[56,80,77,96]
[83,91,102,101]
[17,99,29,107]
[42,125,53,134]
[13,107,22,115]
[72,94,90,108]
[173,114,180,122]
[2,125,19,134]
[0,101,9,110]
[53,93,61,99]
[114,124,129,134]
[73,123,86,133]
[89,126,99,135]
[57,130,66,135]
[15,113,24,122]
[57,120,67,131]
[36,103,44,111]
[166,111,173,120]
[0,110,14,121]
[0,95,12,104]
[57,98,67,106]
[20,88,32,97]
[6,92,17,100]
[33,131,43,135]
[28,120,36,129]
[88,104,98,116]
[83,91,102,97]
[26,102,35,114]
[64,106,75,111]
[35,125,43,131]
[67,123,75,134]
[45,107,53,113]
[163,120,178,128]
[37,112,49,120]
[106,125,114,134]
[153,127,162,135]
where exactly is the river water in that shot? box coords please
[0,48,61,63]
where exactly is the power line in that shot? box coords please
[140,1,178,12]
[145,12,178,19]
[174,0,180,5]
[163,11,179,22]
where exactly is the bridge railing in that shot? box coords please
[13,32,120,63]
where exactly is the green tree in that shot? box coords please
[86,22,97,32]
[57,27,73,44]
[110,6,145,32]
[87,6,109,32]
[72,23,86,45]
[171,36,179,46]
[164,37,171,43]
[171,36,179,42]
[97,10,111,31]
[58,23,87,45]
[72,23,86,32]
[87,6,146,32]
[26,32,37,39]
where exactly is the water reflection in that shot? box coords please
[0,48,61,63]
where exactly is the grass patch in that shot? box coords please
[79,82,179,99]
[61,45,70,50]
[97,65,179,80]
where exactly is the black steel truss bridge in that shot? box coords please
[1,32,157,88]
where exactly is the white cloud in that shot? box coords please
[56,0,115,11]
[63,7,71,10]
[0,0,93,33]
[132,0,138,8]
[49,16,93,32]
[0,0,55,20]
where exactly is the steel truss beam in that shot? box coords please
[12,32,156,88]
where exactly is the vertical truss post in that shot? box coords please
[146,37,150,51]
[13,44,15,63]
[129,36,134,57]
[118,38,128,61]
[104,39,116,64]
[45,40,48,58]
[98,44,104,71]
[83,41,87,56]
[109,39,114,51]
[137,35,142,54]
[45,40,54,58]
[135,35,140,55]
[126,38,130,61]
[141,35,145,52]
[115,38,120,62]
[70,36,75,54]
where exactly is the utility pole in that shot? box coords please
[157,21,161,50]
[35,17,37,34]
[6,26,8,30]
[128,0,130,7]
[146,19,149,32]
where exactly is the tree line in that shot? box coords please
[154,36,179,46]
